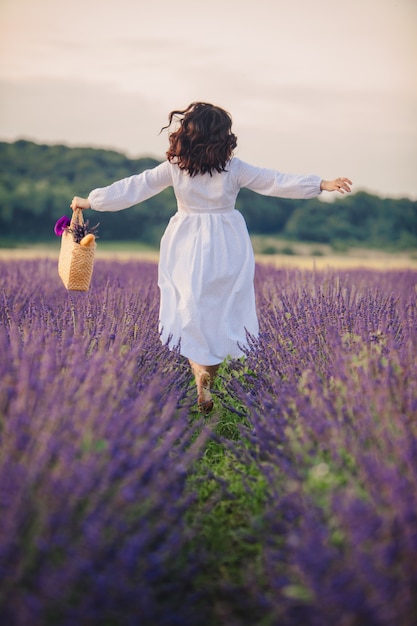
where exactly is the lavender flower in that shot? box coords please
[68,219,99,243]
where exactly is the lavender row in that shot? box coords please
[223,265,417,625]
[0,260,210,626]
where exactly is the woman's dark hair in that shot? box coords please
[162,102,237,176]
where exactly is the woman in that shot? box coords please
[71,102,352,412]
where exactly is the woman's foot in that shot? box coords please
[197,371,214,414]
[189,360,220,414]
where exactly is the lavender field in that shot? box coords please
[1,258,416,626]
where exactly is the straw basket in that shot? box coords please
[58,209,96,291]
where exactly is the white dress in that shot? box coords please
[88,157,322,365]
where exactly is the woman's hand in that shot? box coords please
[320,178,352,194]
[70,196,91,211]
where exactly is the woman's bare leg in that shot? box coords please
[189,360,220,412]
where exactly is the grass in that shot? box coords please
[184,361,269,604]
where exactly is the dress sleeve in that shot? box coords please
[88,161,172,212]
[232,158,322,200]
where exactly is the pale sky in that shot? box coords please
[1,0,416,198]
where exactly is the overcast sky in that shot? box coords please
[1,0,416,198]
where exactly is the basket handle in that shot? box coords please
[70,208,85,228]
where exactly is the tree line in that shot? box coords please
[1,139,416,250]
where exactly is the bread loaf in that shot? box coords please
[80,234,96,247]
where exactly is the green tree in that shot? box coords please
[1,140,416,249]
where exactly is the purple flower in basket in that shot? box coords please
[54,216,71,236]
